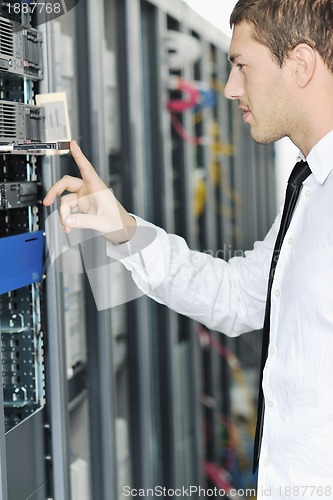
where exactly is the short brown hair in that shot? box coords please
[230,0,333,72]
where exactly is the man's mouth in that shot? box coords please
[239,106,251,122]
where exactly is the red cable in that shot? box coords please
[167,77,200,113]
[170,113,206,145]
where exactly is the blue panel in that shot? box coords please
[0,231,44,294]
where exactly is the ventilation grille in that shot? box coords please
[0,19,14,56]
[0,102,17,139]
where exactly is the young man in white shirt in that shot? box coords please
[44,0,333,498]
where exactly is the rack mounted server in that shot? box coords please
[0,99,44,143]
[0,181,39,209]
[0,16,43,80]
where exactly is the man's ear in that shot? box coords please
[288,44,316,87]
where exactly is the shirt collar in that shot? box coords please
[297,129,333,185]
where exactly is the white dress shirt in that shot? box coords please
[107,129,333,499]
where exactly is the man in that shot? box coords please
[43,0,333,498]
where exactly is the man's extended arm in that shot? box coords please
[44,140,278,336]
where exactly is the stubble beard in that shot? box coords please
[249,119,287,145]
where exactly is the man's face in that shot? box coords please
[225,22,292,144]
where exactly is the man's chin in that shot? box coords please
[250,128,282,145]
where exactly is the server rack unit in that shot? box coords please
[0,4,48,500]
[0,1,90,499]
[39,5,91,500]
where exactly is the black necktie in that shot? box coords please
[253,160,312,473]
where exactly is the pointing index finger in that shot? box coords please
[70,140,104,189]
[43,140,106,206]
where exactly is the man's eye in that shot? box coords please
[236,63,245,70]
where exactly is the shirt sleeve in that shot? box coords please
[106,213,281,337]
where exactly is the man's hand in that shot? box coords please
[43,140,136,244]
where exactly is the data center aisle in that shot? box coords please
[0,1,275,498]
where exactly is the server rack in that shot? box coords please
[0,3,48,499]
[39,4,91,499]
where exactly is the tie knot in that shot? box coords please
[288,160,311,187]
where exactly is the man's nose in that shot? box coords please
[224,69,244,100]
